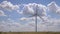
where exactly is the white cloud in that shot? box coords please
[0,17,60,32]
[47,1,60,14]
[37,4,47,16]
[0,1,60,32]
[0,10,6,16]
[19,2,60,32]
[17,10,23,14]
[37,18,60,32]
[56,9,60,14]
[19,16,60,32]
[20,16,40,21]
[20,17,29,21]
[0,18,35,32]
[0,1,19,11]
[47,19,60,32]
[23,4,35,16]
[22,3,47,17]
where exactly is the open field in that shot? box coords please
[0,32,60,34]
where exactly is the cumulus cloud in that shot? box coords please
[20,3,49,24]
[1,18,60,32]
[19,16,60,32]
[0,17,60,32]
[22,4,35,16]
[0,18,35,32]
[0,1,19,11]
[20,17,29,21]
[47,1,60,14]
[56,9,60,14]
[22,3,47,17]
[19,2,60,32]
[0,1,60,32]
[0,10,6,16]
[20,16,40,21]
[17,10,23,14]
[37,18,60,32]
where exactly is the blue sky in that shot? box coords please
[0,0,60,21]
[0,0,60,32]
[0,0,60,5]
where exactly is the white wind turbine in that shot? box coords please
[23,4,47,32]
[34,5,47,32]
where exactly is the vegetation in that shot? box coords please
[0,32,60,34]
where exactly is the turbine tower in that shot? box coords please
[35,5,38,32]
[23,4,47,32]
[33,5,48,32]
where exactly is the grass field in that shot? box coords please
[0,32,60,34]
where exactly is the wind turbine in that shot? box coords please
[29,5,47,32]
[23,4,47,32]
[31,5,48,32]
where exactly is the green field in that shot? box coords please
[0,32,60,34]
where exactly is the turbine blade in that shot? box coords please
[38,16,47,23]
[28,15,36,17]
